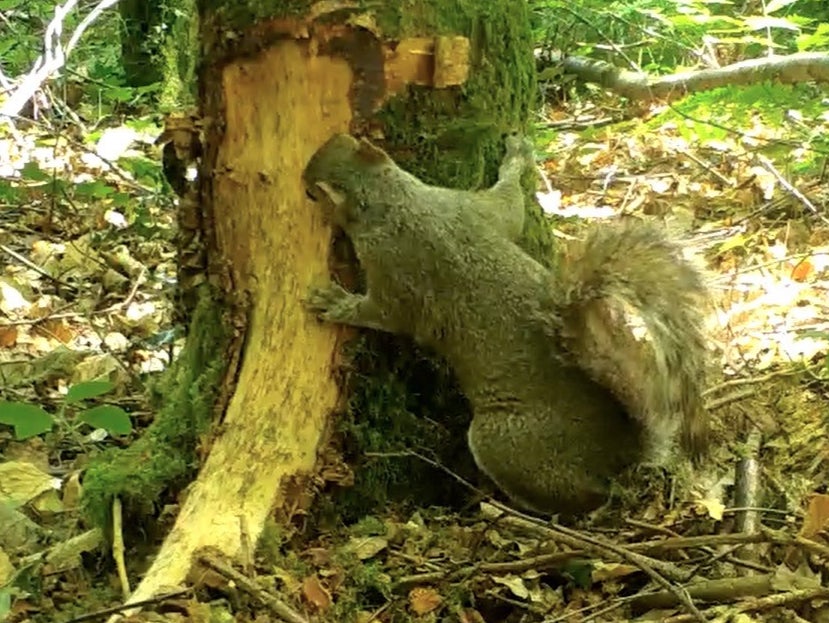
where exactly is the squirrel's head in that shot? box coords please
[303,134,401,232]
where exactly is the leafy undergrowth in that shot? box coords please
[3,85,829,621]
[0,116,182,620]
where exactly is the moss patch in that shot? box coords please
[316,334,478,523]
[158,0,199,110]
[81,284,229,532]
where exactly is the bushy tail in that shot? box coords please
[553,220,708,458]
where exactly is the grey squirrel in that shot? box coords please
[303,133,707,515]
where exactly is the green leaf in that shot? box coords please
[74,180,115,199]
[125,117,162,133]
[111,191,132,208]
[119,155,162,185]
[77,405,132,436]
[744,16,801,32]
[18,161,51,183]
[65,380,115,403]
[105,86,136,103]
[0,587,11,618]
[718,233,748,254]
[0,180,23,202]
[797,24,829,51]
[0,402,54,440]
[561,559,595,589]
[0,38,16,56]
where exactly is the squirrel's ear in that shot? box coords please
[356,138,392,165]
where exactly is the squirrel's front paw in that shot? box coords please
[306,282,375,328]
[306,283,385,330]
[305,283,352,316]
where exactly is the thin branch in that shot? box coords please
[754,153,829,225]
[0,0,122,123]
[65,0,121,56]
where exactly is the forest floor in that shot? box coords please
[2,89,829,622]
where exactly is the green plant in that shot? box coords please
[530,0,827,74]
[0,380,132,440]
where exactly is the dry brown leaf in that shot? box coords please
[304,546,332,565]
[62,471,83,511]
[0,324,18,347]
[35,319,76,344]
[302,574,331,611]
[591,561,639,581]
[491,574,529,599]
[790,259,814,282]
[408,586,443,615]
[71,353,124,385]
[800,493,829,539]
[458,608,486,623]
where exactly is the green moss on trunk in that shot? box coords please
[81,285,230,532]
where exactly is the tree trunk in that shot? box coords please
[119,0,198,109]
[98,0,538,613]
[118,0,164,87]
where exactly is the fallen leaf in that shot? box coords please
[0,461,58,506]
[408,586,442,615]
[302,574,331,611]
[0,325,18,347]
[770,562,821,591]
[0,280,29,315]
[30,489,64,515]
[344,535,387,560]
[304,547,332,566]
[790,259,814,282]
[591,561,639,581]
[698,496,725,521]
[491,574,529,599]
[35,319,76,344]
[62,471,83,510]
[0,548,14,584]
[800,494,829,539]
[458,608,486,623]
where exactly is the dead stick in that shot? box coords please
[197,549,308,623]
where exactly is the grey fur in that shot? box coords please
[303,134,707,515]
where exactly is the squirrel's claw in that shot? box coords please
[304,283,350,315]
